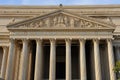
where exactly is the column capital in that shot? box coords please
[36,39,42,43]
[2,46,8,49]
[107,38,114,43]
[93,38,99,43]
[21,38,29,43]
[65,38,71,43]
[2,46,8,53]
[49,38,56,43]
[79,38,86,43]
[21,38,28,41]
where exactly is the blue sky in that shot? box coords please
[0,0,120,5]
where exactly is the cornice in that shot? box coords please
[1,5,120,16]
[1,5,120,9]
[8,28,114,32]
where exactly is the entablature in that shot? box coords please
[1,5,120,16]
[9,30,113,40]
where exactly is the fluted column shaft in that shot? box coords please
[5,39,15,80]
[79,39,87,80]
[107,39,116,80]
[66,39,71,80]
[34,39,43,80]
[93,39,102,80]
[49,39,56,80]
[1,46,8,78]
[14,45,21,80]
[19,39,29,80]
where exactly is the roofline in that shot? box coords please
[1,4,120,9]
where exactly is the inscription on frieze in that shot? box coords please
[11,31,112,36]
[10,31,113,39]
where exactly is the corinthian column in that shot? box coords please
[5,39,15,80]
[1,46,8,78]
[49,39,56,80]
[79,39,87,80]
[93,39,102,80]
[107,39,116,80]
[34,39,43,80]
[65,39,71,80]
[19,39,29,80]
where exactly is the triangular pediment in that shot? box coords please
[7,9,115,30]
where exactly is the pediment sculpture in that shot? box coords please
[19,14,104,28]
[7,10,115,29]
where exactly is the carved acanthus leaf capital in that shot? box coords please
[65,38,72,43]
[93,38,100,44]
[36,39,42,43]
[50,38,56,43]
[107,38,113,43]
[79,38,86,44]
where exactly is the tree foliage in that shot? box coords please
[113,61,120,79]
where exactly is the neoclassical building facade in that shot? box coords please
[0,5,120,80]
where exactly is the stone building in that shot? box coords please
[0,5,120,80]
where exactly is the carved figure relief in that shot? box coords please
[17,13,106,28]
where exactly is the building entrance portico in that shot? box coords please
[3,8,117,80]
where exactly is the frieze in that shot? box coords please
[11,31,112,36]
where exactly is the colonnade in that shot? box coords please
[0,38,117,80]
